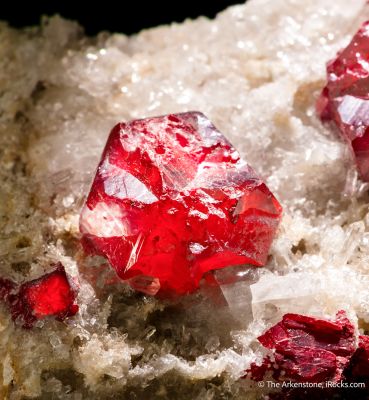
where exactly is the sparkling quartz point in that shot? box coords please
[317,21,369,181]
[0,263,78,328]
[80,112,282,296]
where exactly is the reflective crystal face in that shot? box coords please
[318,21,369,181]
[80,112,282,296]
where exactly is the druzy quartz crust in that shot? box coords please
[80,112,282,296]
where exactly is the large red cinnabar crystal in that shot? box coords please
[80,112,282,296]
[317,21,369,181]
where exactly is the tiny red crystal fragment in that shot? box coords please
[0,263,78,328]
[247,311,356,383]
[80,112,282,296]
[317,21,369,181]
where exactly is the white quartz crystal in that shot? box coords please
[1,0,369,398]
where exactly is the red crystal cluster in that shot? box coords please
[0,263,78,328]
[317,21,369,181]
[247,311,369,394]
[248,311,356,383]
[80,112,282,296]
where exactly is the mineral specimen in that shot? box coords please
[0,263,78,328]
[2,0,369,398]
[318,21,369,181]
[247,311,356,383]
[80,112,282,296]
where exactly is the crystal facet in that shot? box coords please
[80,112,282,296]
[247,311,356,383]
[0,263,78,328]
[318,21,369,181]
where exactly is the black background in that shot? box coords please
[0,1,244,35]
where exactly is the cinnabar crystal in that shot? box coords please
[317,21,369,181]
[0,263,78,328]
[247,311,356,383]
[80,112,282,296]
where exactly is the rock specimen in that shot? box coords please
[2,0,369,398]
[80,112,282,296]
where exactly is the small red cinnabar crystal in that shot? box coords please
[247,311,356,383]
[0,263,78,328]
[80,112,282,296]
[317,21,369,181]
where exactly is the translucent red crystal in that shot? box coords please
[0,263,78,328]
[317,21,369,181]
[247,311,356,383]
[80,112,282,296]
